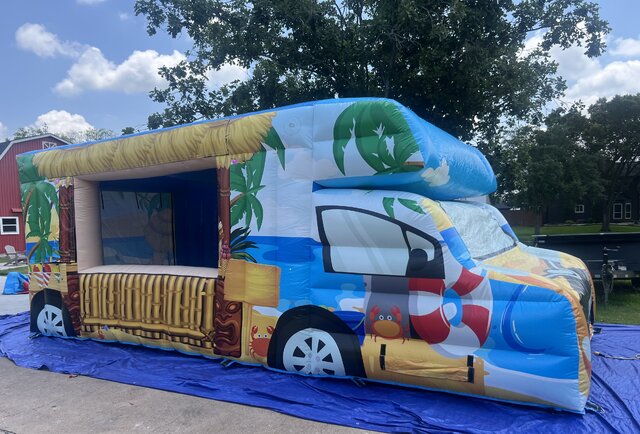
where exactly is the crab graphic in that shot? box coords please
[249,325,274,359]
[369,304,407,343]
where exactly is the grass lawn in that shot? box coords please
[0,266,29,276]
[513,224,640,245]
[595,281,640,325]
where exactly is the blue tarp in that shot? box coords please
[0,312,638,433]
[2,272,29,295]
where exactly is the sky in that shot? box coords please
[1,0,640,141]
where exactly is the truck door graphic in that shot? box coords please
[316,205,491,353]
[315,205,482,384]
[316,205,446,342]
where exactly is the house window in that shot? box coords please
[625,203,632,220]
[574,204,585,214]
[612,203,623,220]
[42,141,57,150]
[0,217,19,235]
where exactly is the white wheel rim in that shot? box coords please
[37,305,67,337]
[283,328,346,376]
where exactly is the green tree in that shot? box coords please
[13,124,115,144]
[583,94,640,231]
[497,107,602,234]
[134,0,608,142]
[13,125,53,140]
[79,128,115,142]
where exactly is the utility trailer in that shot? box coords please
[533,232,640,284]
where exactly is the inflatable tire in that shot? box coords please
[30,289,76,337]
[267,305,366,378]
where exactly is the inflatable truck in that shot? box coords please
[17,98,594,412]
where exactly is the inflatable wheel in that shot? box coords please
[267,305,366,378]
[30,289,76,337]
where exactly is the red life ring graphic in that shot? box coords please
[409,267,492,355]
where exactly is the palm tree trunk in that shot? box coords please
[59,184,76,263]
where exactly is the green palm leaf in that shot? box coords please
[263,127,286,169]
[247,194,264,230]
[382,197,395,218]
[333,101,420,175]
[398,198,425,214]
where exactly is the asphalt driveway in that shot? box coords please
[0,287,368,434]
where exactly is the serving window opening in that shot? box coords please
[95,168,219,269]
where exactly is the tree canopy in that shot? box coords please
[497,93,640,231]
[496,105,601,232]
[584,94,640,230]
[13,124,115,144]
[134,0,609,142]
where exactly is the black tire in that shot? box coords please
[30,289,76,337]
[267,305,366,378]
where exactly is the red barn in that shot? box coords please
[0,135,69,253]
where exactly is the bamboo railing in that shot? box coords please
[80,272,216,349]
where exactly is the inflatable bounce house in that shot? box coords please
[17,98,595,412]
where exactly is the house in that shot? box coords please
[0,135,69,253]
[497,168,640,227]
[545,168,639,225]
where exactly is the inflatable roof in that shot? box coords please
[18,98,496,200]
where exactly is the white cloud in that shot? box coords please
[0,122,8,141]
[565,60,640,106]
[551,45,601,82]
[18,23,247,97]
[77,0,107,4]
[522,30,599,82]
[523,30,640,108]
[15,23,84,58]
[610,37,640,57]
[207,63,249,88]
[17,23,187,96]
[54,47,185,96]
[118,12,131,21]
[34,110,94,136]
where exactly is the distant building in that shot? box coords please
[546,168,639,225]
[0,135,69,252]
[497,168,639,227]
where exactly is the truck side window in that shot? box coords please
[316,206,445,279]
[320,208,409,276]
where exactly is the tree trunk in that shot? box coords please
[601,200,611,232]
[534,209,542,235]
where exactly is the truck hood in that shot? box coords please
[478,243,594,324]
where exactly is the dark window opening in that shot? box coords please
[0,217,19,235]
[612,203,623,220]
[99,169,218,268]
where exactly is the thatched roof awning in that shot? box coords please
[25,112,275,180]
